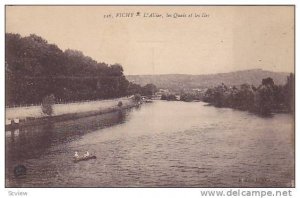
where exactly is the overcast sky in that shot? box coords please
[6,6,294,75]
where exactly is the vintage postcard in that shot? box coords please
[5,5,294,188]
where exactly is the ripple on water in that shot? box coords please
[6,101,294,187]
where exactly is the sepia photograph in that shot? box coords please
[5,5,295,188]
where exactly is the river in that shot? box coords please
[5,101,294,187]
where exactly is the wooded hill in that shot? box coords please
[126,69,290,91]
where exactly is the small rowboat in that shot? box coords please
[73,155,96,163]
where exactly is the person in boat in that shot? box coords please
[83,151,90,158]
[74,151,79,159]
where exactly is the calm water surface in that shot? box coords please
[6,101,294,187]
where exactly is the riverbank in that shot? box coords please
[6,97,138,128]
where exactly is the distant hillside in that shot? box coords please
[126,69,290,91]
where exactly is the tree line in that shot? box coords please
[203,75,294,115]
[5,33,157,106]
[160,74,295,116]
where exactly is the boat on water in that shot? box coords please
[73,155,96,163]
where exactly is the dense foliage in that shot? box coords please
[5,33,157,106]
[203,75,295,115]
[127,82,158,97]
[161,94,177,101]
[180,93,203,102]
